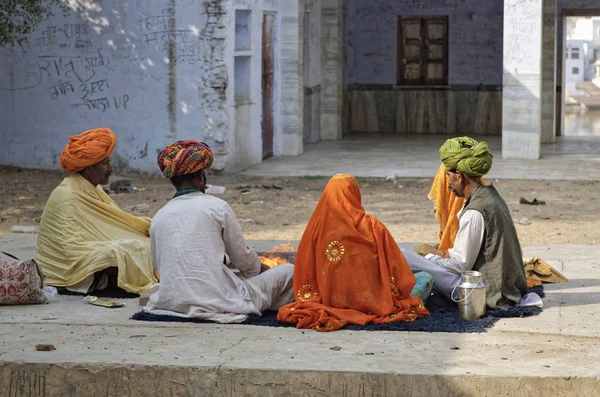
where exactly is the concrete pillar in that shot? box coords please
[320,0,343,141]
[280,0,304,156]
[502,0,543,159]
[541,0,557,144]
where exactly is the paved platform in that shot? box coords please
[242,135,600,180]
[1,234,600,396]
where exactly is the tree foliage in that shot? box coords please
[0,0,70,47]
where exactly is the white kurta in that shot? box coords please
[144,192,293,323]
[403,209,485,299]
[404,208,542,308]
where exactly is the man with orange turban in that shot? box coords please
[36,128,159,294]
[143,140,294,323]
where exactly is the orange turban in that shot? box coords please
[59,128,117,172]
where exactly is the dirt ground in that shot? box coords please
[1,166,599,246]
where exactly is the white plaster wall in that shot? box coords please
[305,0,322,88]
[321,0,343,141]
[229,0,264,170]
[0,0,231,172]
[279,0,304,155]
[227,0,301,170]
[345,0,504,86]
[502,0,543,159]
[303,0,322,143]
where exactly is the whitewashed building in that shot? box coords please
[3,0,600,172]
[0,0,314,172]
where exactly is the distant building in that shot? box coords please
[565,40,586,96]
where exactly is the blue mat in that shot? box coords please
[57,287,139,299]
[131,286,544,333]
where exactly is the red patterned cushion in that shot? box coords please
[0,253,48,305]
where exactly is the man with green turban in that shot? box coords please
[401,137,531,310]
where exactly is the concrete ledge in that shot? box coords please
[2,236,600,396]
[3,362,600,397]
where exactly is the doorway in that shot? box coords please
[561,13,600,137]
[261,12,275,159]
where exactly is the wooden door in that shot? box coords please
[262,13,275,159]
[397,16,448,86]
[423,17,448,85]
[397,17,423,85]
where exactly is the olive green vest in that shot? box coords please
[463,184,528,309]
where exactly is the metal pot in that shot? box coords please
[452,270,486,320]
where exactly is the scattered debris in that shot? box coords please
[329,346,342,351]
[520,197,546,206]
[83,296,125,308]
[250,201,265,205]
[104,179,146,194]
[385,175,397,182]
[260,184,282,190]
[130,204,150,214]
[450,346,461,350]
[536,350,544,354]
[237,185,252,190]
[517,217,531,226]
[109,179,132,192]
[501,357,508,360]
[11,225,39,234]
[535,206,551,220]
[129,335,147,339]
[42,286,59,302]
[206,185,226,195]
[365,352,375,356]
[239,218,253,223]
[240,189,251,195]
[35,344,56,352]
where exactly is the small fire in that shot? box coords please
[259,243,295,268]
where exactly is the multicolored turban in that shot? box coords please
[157,140,214,178]
[439,136,493,178]
[59,128,117,173]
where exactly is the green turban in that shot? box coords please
[439,136,493,177]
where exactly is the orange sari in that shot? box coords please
[277,174,429,332]
[428,164,486,251]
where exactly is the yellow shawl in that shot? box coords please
[36,174,158,293]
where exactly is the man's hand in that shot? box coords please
[413,243,439,257]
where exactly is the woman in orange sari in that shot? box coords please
[277,174,429,332]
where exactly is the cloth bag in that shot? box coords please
[0,252,48,305]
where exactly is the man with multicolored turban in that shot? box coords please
[401,137,532,310]
[36,128,159,294]
[143,140,294,323]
